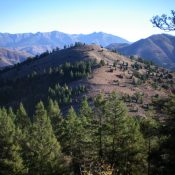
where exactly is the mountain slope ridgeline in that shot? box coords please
[107,34,175,69]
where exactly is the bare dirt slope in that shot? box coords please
[67,45,174,117]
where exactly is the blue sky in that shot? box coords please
[0,0,175,41]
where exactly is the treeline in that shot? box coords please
[28,60,95,81]
[1,92,175,174]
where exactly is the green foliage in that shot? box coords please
[61,106,87,174]
[48,83,87,105]
[16,103,31,131]
[62,106,81,156]
[139,113,160,175]
[0,60,95,112]
[0,40,173,174]
[152,95,175,175]
[26,101,62,175]
[47,99,64,141]
[8,107,16,121]
[0,108,27,175]
[104,93,147,174]
[0,92,175,174]
[79,96,92,119]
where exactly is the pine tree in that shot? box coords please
[26,101,62,175]
[152,95,175,175]
[47,99,64,141]
[123,117,147,175]
[63,106,80,155]
[15,103,31,174]
[163,95,175,173]
[62,106,85,174]
[16,103,31,131]
[0,108,27,175]
[78,97,94,171]
[84,93,109,174]
[79,96,92,119]
[139,113,159,175]
[93,93,106,160]
[104,93,128,168]
[7,107,16,121]
[104,92,146,174]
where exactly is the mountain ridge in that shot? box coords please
[0,31,129,55]
[0,44,174,118]
[107,34,175,69]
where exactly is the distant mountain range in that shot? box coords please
[0,48,32,68]
[0,31,129,55]
[1,31,175,70]
[107,34,175,70]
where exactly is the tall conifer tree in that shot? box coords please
[0,108,27,175]
[26,101,62,175]
[16,103,30,131]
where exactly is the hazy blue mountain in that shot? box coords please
[71,32,129,46]
[107,34,175,69]
[0,31,129,56]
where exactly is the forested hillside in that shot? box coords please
[1,92,175,174]
[0,43,175,174]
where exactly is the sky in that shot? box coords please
[0,0,175,42]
